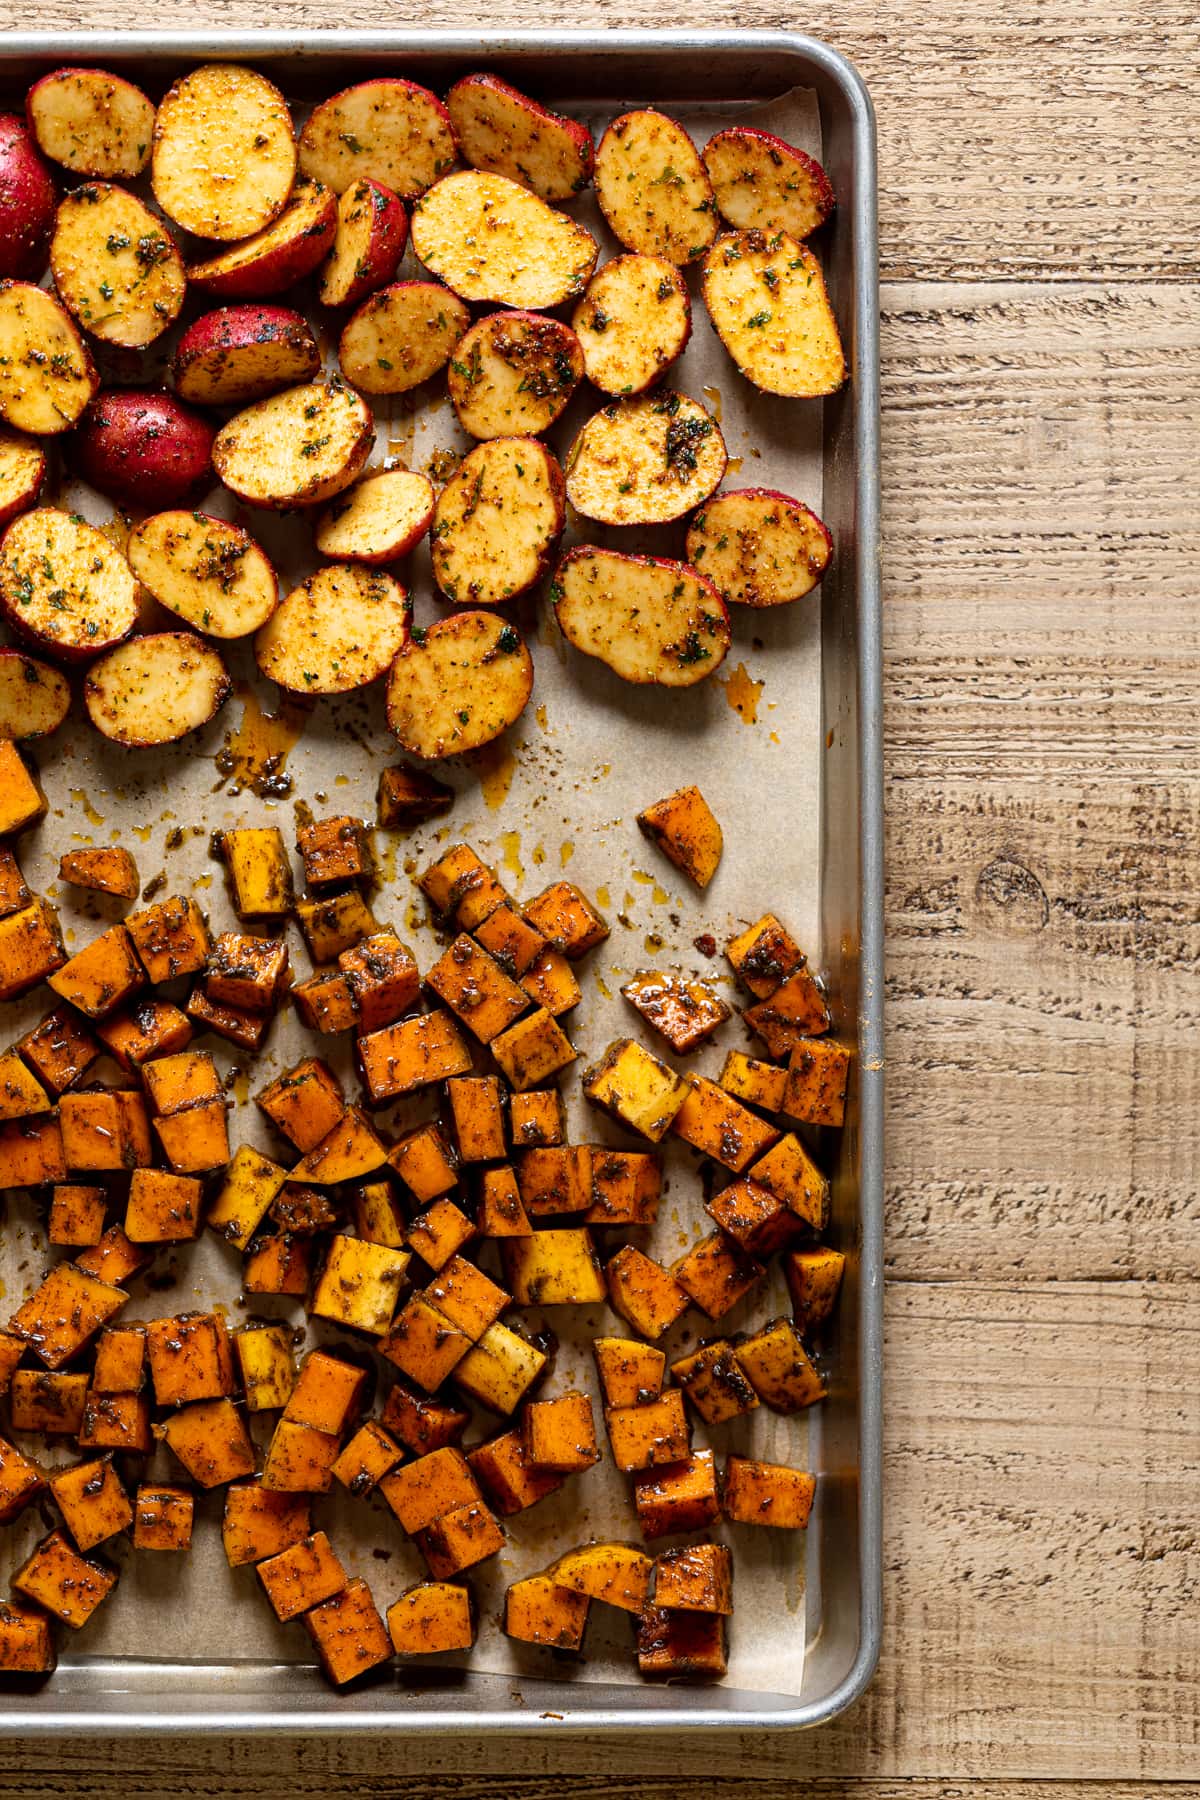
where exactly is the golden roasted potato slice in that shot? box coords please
[594,109,718,264]
[50,185,185,349]
[448,311,583,440]
[0,429,45,531]
[703,126,835,240]
[0,282,98,435]
[686,486,832,608]
[571,255,691,397]
[338,282,470,396]
[553,547,730,687]
[565,391,725,526]
[0,648,69,739]
[298,78,456,201]
[186,179,337,301]
[411,171,598,308]
[316,177,409,309]
[432,438,564,606]
[28,67,155,179]
[152,64,296,241]
[386,611,533,758]
[701,231,845,398]
[0,507,137,662]
[255,564,410,695]
[314,470,435,565]
[446,74,593,202]
[84,632,230,747]
[127,511,279,638]
[213,381,374,509]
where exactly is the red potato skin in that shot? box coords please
[704,127,835,230]
[320,179,409,309]
[172,306,321,406]
[447,74,594,194]
[73,390,216,512]
[0,440,46,531]
[186,180,338,301]
[0,115,57,280]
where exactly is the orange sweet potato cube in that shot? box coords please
[302,1577,392,1686]
[0,1114,65,1185]
[518,1145,591,1216]
[257,1058,345,1152]
[592,1337,665,1409]
[605,1391,689,1473]
[476,1165,532,1237]
[73,1224,149,1286]
[220,826,293,920]
[243,1232,313,1296]
[633,1448,721,1540]
[310,1235,410,1334]
[377,763,454,829]
[519,948,582,1017]
[734,1319,825,1412]
[473,902,547,977]
[670,1077,781,1172]
[467,1428,564,1515]
[749,1133,830,1231]
[426,934,530,1044]
[671,1341,759,1425]
[509,1089,565,1148]
[419,844,507,931]
[407,1198,476,1272]
[379,1381,468,1455]
[621,971,731,1054]
[260,1418,339,1493]
[501,1228,605,1306]
[387,1120,459,1202]
[358,1010,473,1104]
[388,1580,475,1655]
[290,970,357,1035]
[222,1481,311,1567]
[48,1183,107,1246]
[524,1391,599,1472]
[0,1050,50,1121]
[425,1255,508,1340]
[127,895,211,983]
[48,924,144,1019]
[339,930,420,1031]
[133,1484,194,1551]
[379,1446,481,1534]
[781,1037,850,1126]
[142,1051,220,1115]
[636,785,723,889]
[0,1330,22,1394]
[521,882,609,958]
[0,1598,56,1672]
[58,846,139,899]
[0,844,30,916]
[145,1313,233,1407]
[415,1500,504,1579]
[718,1049,787,1113]
[0,742,44,833]
[722,1454,816,1528]
[352,1179,408,1248]
[206,932,289,1013]
[636,1606,726,1679]
[92,1326,145,1394]
[784,1247,846,1335]
[258,1529,348,1621]
[446,1074,506,1162]
[585,1148,662,1226]
[96,999,193,1072]
[549,1542,653,1613]
[297,814,371,890]
[60,1088,152,1172]
[725,913,806,999]
[284,1350,367,1437]
[605,1245,689,1340]
[744,965,832,1053]
[77,1390,152,1454]
[125,1168,203,1242]
[49,1456,132,1552]
[289,888,374,961]
[332,1420,404,1497]
[234,1323,294,1412]
[582,1038,688,1142]
[379,1296,471,1391]
[490,1008,576,1091]
[705,1177,798,1256]
[17,1007,99,1093]
[504,1575,589,1650]
[10,1370,89,1434]
[293,1110,389,1186]
[186,985,269,1050]
[153,1099,229,1174]
[207,1143,289,1250]
[14,1529,116,1629]
[0,899,64,999]
[10,1262,126,1369]
[0,1432,45,1522]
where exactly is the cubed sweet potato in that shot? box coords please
[509,1089,565,1148]
[256,1058,346,1154]
[636,785,723,889]
[260,1418,340,1494]
[468,1428,565,1515]
[60,1087,152,1172]
[47,924,144,1019]
[47,1183,107,1246]
[473,903,547,978]
[452,1320,545,1414]
[748,1132,830,1231]
[636,1606,726,1679]
[476,1165,533,1237]
[0,1050,51,1121]
[517,1145,591,1217]
[0,1598,56,1672]
[633,1448,721,1540]
[0,741,47,835]
[234,1324,295,1412]
[379,1445,481,1535]
[49,1455,132,1552]
[258,1529,348,1621]
[734,1318,824,1412]
[446,1074,506,1162]
[332,1419,404,1496]
[290,970,357,1035]
[502,1228,605,1306]
[705,1177,798,1256]
[621,971,730,1054]
[351,1179,408,1249]
[525,1391,599,1471]
[585,1148,662,1227]
[207,1143,289,1250]
[406,1198,476,1272]
[221,826,293,919]
[783,1246,846,1335]
[725,914,805,999]
[743,967,831,1051]
[519,948,582,1018]
[292,1109,388,1184]
[418,844,507,931]
[380,1294,471,1391]
[295,889,378,964]
[718,1050,787,1114]
[377,763,454,829]
[221,1481,311,1567]
[58,846,139,899]
[186,985,270,1050]
[426,934,530,1044]
[605,1245,689,1340]
[504,1574,589,1650]
[0,1114,66,1185]
[10,1261,126,1369]
[243,1231,313,1296]
[17,1007,100,1093]
[388,1580,475,1654]
[605,1390,689,1473]
[414,1500,505,1579]
[302,1577,392,1686]
[0,899,65,1000]
[521,882,608,957]
[284,1349,367,1436]
[73,1223,149,1286]
[310,1235,409,1335]
[379,1380,469,1456]
[387,1120,459,1203]
[582,1038,688,1142]
[125,1167,203,1242]
[91,1325,145,1394]
[0,846,30,918]
[10,1369,90,1434]
[670,1077,780,1172]
[551,1541,653,1613]
[359,1010,473,1104]
[133,1484,194,1551]
[0,1432,45,1523]
[297,815,371,891]
[339,930,421,1031]
[206,932,289,1013]
[126,895,211,983]
[490,1007,576,1091]
[781,1037,850,1127]
[592,1336,665,1409]
[96,999,193,1071]
[77,1390,152,1454]
[13,1529,116,1629]
[722,1454,815,1528]
[670,1340,759,1425]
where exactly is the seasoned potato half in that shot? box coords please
[0,428,45,530]
[446,74,593,202]
[702,232,845,398]
[571,256,691,397]
[386,610,533,758]
[0,646,71,738]
[0,281,97,434]
[411,172,598,309]
[565,391,725,527]
[314,470,435,565]
[595,110,718,265]
[686,487,832,607]
[299,79,456,201]
[27,68,155,179]
[213,381,374,509]
[338,283,470,396]
[153,64,296,241]
[50,183,185,348]
[432,439,564,606]
[186,179,337,300]
[0,507,138,661]
[173,306,321,407]
[448,311,583,440]
[84,631,231,746]
[127,511,279,638]
[702,127,834,241]
[553,547,730,687]
[73,391,215,513]
[318,178,409,309]
[255,564,410,695]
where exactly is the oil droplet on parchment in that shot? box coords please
[479,741,517,811]
[215,684,308,797]
[720,662,764,725]
[559,841,574,868]
[500,830,524,884]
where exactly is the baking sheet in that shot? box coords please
[0,81,828,1696]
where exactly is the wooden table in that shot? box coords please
[12,2,1199,1793]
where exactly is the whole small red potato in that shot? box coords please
[0,114,57,279]
[73,390,216,511]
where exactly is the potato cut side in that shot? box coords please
[153,64,296,241]
[571,256,691,397]
[565,391,725,527]
[28,67,156,179]
[50,184,185,349]
[686,487,832,607]
[127,511,279,638]
[702,232,845,398]
[411,172,598,309]
[186,179,337,299]
[553,548,730,688]
[173,306,321,407]
[255,564,410,695]
[0,507,138,661]
[0,429,45,529]
[594,110,718,265]
[314,470,435,565]
[386,611,533,759]
[0,282,98,435]
[448,312,583,440]
[338,283,470,396]
[317,178,409,309]
[431,439,564,606]
[213,381,374,510]
[0,647,71,738]
[84,631,230,746]
[702,127,835,241]
[446,75,593,203]
[298,79,456,201]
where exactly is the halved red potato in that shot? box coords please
[571,255,691,397]
[431,438,563,607]
[173,305,321,407]
[0,507,138,662]
[0,115,57,281]
[448,311,583,440]
[186,178,337,300]
[213,380,374,509]
[153,64,296,241]
[50,183,185,348]
[338,283,469,396]
[386,610,533,758]
[84,631,230,746]
[411,171,598,308]
[127,510,279,638]
[0,282,97,433]
[317,178,408,309]
[0,429,46,529]
[554,547,730,687]
[73,390,215,511]
[594,111,718,265]
[255,564,409,695]
[702,127,834,241]
[0,646,71,737]
[565,390,725,527]
[446,74,593,202]
[314,470,435,565]
[298,79,456,201]
[702,231,845,398]
[27,68,155,180]
[686,487,833,608]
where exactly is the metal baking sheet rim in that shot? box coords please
[0,27,883,1735]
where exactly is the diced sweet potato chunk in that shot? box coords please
[718,1049,787,1113]
[258,1529,348,1621]
[359,1010,473,1103]
[206,932,289,1013]
[585,1148,662,1226]
[146,1312,233,1406]
[0,1050,50,1121]
[743,967,831,1051]
[415,1499,505,1578]
[133,1484,194,1551]
[734,1318,825,1412]
[388,1120,459,1202]
[297,815,371,891]
[257,1058,346,1152]
[48,924,144,1019]
[293,1109,388,1184]
[96,999,193,1071]
[504,1574,589,1650]
[208,1143,289,1250]
[453,1321,546,1414]
[473,903,547,978]
[0,900,64,1000]
[186,985,270,1049]
[243,1232,313,1296]
[0,1598,56,1672]
[73,1224,149,1286]
[784,1246,846,1335]
[17,1007,100,1093]
[0,1114,66,1185]
[636,785,723,889]
[14,1529,116,1629]
[723,1454,816,1528]
[378,764,454,829]
[605,1390,689,1473]
[0,742,47,835]
[234,1324,295,1412]
[284,1349,367,1436]
[582,1038,688,1142]
[352,1179,408,1248]
[222,1481,311,1567]
[509,1089,565,1148]
[636,1605,726,1679]
[310,1235,410,1335]
[519,948,582,1017]
[522,882,609,957]
[0,846,30,918]
[406,1198,476,1271]
[419,844,507,931]
[468,1428,565,1515]
[725,913,805,999]
[490,1007,576,1090]
[670,1077,780,1172]
[291,970,357,1035]
[302,1577,392,1686]
[261,1418,340,1493]
[77,1391,152,1454]
[49,1456,132,1552]
[48,1183,106,1246]
[332,1420,404,1496]
[91,1325,145,1394]
[126,896,211,983]
[0,1432,45,1522]
[380,1445,482,1534]
[426,933,530,1044]
[60,1087,153,1172]
[782,1037,850,1127]
[125,1167,203,1241]
[551,1541,653,1613]
[446,1074,506,1161]
[525,1391,599,1471]
[621,970,730,1053]
[593,1336,665,1409]
[162,1398,255,1488]
[59,846,140,899]
[388,1580,475,1654]
[502,1228,605,1306]
[10,1262,127,1369]
[705,1176,797,1256]
[380,1294,471,1392]
[748,1132,830,1231]
[517,1145,591,1216]
[605,1245,689,1340]
[339,930,420,1031]
[10,1370,89,1434]
[221,826,293,919]
[477,1165,532,1237]
[670,1340,759,1425]
[633,1448,721,1540]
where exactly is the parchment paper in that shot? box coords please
[0,83,828,1697]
